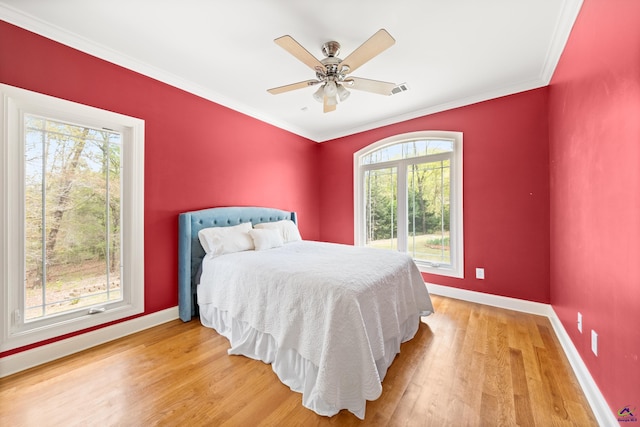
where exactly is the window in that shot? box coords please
[1,84,144,352]
[354,131,463,278]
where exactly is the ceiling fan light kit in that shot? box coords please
[267,29,400,113]
[336,84,350,101]
[312,85,325,102]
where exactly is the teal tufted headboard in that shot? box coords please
[178,206,297,321]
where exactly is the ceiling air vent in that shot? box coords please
[391,83,409,95]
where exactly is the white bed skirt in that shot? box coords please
[199,302,420,419]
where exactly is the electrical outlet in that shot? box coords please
[577,312,582,333]
[476,268,485,279]
[591,330,598,356]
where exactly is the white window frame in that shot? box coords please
[0,84,145,352]
[354,131,464,278]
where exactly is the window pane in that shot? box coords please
[24,116,122,321]
[24,123,45,319]
[361,144,403,165]
[407,159,451,264]
[361,138,454,165]
[364,167,397,250]
[403,139,454,157]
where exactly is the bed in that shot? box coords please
[178,206,434,419]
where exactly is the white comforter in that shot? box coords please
[197,240,434,419]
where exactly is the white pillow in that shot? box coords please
[249,228,284,251]
[253,219,301,243]
[197,222,254,256]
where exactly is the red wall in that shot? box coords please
[548,0,640,417]
[317,88,551,303]
[0,21,320,357]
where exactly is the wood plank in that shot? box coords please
[510,347,536,427]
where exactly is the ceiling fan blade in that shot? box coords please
[274,35,325,72]
[267,80,319,95]
[323,96,337,113]
[345,77,397,95]
[340,29,396,74]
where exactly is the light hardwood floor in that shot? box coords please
[0,295,597,426]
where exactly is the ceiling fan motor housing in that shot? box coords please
[320,41,351,82]
[319,56,344,81]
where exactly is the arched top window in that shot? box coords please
[354,131,464,278]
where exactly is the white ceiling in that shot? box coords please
[1,0,582,142]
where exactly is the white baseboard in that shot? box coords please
[0,306,179,378]
[547,312,618,427]
[426,284,617,427]
[426,283,554,317]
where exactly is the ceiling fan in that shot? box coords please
[267,29,399,113]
